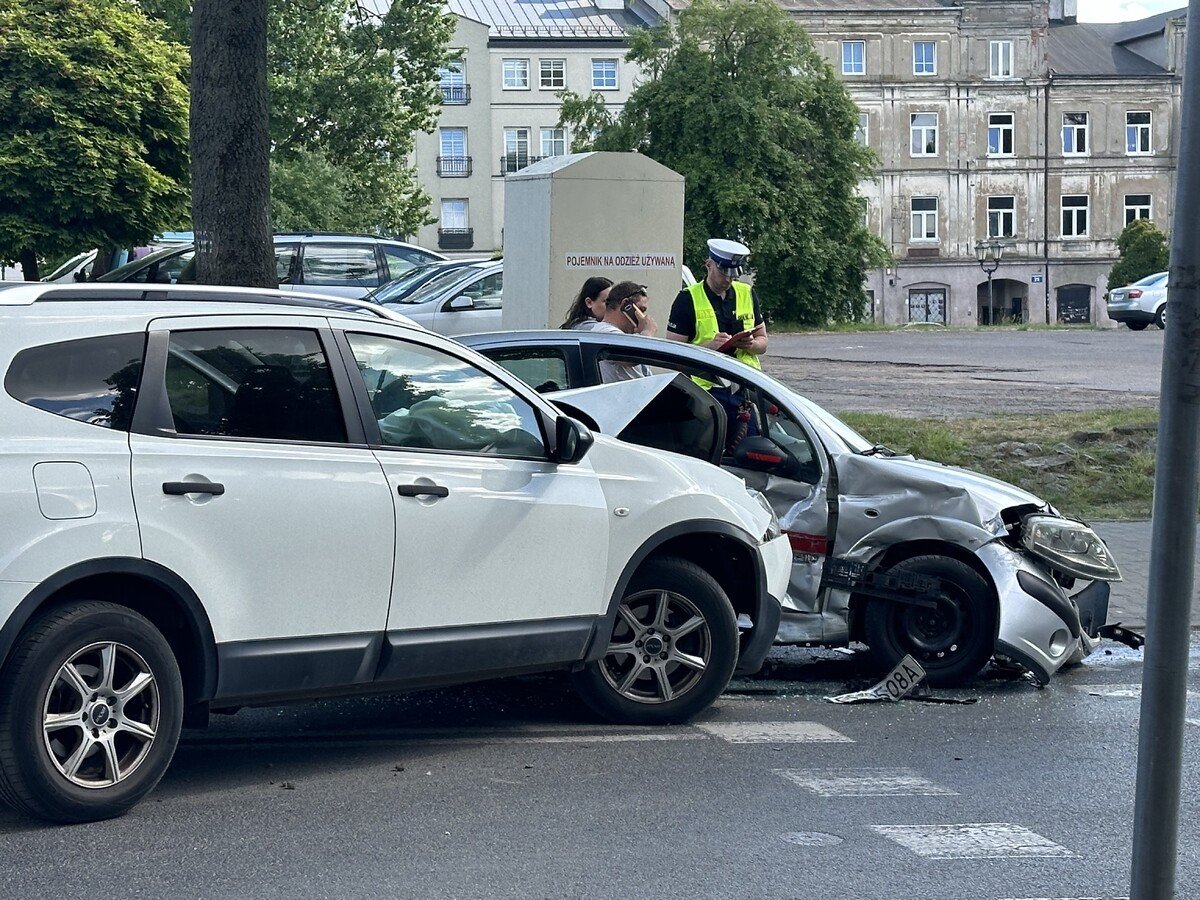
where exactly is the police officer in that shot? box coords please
[665,238,767,367]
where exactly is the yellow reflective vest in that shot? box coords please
[687,281,762,374]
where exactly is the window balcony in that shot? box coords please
[499,153,545,175]
[437,156,472,177]
[440,84,470,105]
[438,228,474,250]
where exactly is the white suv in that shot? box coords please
[0,284,790,823]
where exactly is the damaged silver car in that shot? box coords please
[460,331,1121,686]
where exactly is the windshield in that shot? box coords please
[97,245,190,282]
[368,262,450,303]
[43,251,93,282]
[785,389,874,454]
[391,265,488,305]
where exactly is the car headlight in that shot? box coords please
[746,489,781,542]
[1021,515,1122,582]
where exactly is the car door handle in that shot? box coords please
[397,483,449,498]
[162,481,225,496]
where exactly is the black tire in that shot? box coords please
[1155,306,1167,330]
[572,557,738,725]
[1127,321,1149,331]
[0,601,183,823]
[863,555,996,687]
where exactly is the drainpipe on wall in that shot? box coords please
[1043,70,1053,323]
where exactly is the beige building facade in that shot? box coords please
[414,0,1185,326]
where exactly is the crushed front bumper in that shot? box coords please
[977,541,1111,684]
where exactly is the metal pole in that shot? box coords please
[987,270,994,325]
[1130,3,1200,896]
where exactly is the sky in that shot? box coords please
[1077,0,1187,22]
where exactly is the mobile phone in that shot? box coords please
[622,302,642,327]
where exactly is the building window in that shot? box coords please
[910,112,938,156]
[1062,112,1089,155]
[592,59,618,90]
[539,58,565,90]
[540,127,567,157]
[989,40,1013,78]
[1125,194,1152,225]
[1061,195,1089,237]
[841,41,865,75]
[501,127,532,173]
[502,59,529,90]
[855,112,868,147]
[440,199,468,230]
[987,112,1014,156]
[987,196,1016,238]
[856,196,869,229]
[437,128,470,177]
[913,41,936,76]
[438,60,469,104]
[911,197,938,241]
[1126,111,1152,155]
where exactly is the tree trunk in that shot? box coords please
[18,248,39,282]
[190,0,274,287]
[88,246,119,280]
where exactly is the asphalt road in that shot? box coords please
[1,641,1194,899]
[766,328,1163,418]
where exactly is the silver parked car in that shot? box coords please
[379,259,503,336]
[97,234,444,299]
[460,330,1122,687]
[1105,271,1168,330]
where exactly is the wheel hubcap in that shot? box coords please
[600,590,711,704]
[42,641,159,789]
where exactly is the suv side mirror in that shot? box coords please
[448,295,474,311]
[733,435,801,478]
[554,416,594,464]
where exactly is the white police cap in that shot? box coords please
[707,238,751,276]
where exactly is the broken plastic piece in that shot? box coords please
[1098,622,1145,649]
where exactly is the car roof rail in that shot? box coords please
[32,287,402,319]
[273,232,393,241]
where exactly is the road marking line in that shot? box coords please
[1187,718,1200,727]
[870,823,1078,860]
[695,722,854,743]
[775,767,957,797]
[1071,684,1198,700]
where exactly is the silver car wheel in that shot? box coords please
[42,641,159,789]
[600,590,711,704]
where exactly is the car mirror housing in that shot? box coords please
[448,295,473,310]
[733,435,802,479]
[554,416,594,464]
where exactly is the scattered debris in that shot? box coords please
[1099,623,1146,649]
[281,782,295,791]
[393,765,405,772]
[826,655,926,704]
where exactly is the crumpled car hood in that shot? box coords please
[835,452,1047,528]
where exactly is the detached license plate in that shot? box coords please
[880,654,926,700]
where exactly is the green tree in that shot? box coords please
[558,0,887,325]
[1107,218,1169,290]
[267,0,454,236]
[0,0,189,280]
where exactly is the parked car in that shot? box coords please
[97,234,444,299]
[0,283,789,823]
[0,235,196,291]
[1106,271,1168,330]
[379,259,503,336]
[460,330,1122,687]
[364,258,493,306]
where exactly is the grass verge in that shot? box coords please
[836,407,1159,521]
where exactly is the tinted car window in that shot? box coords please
[397,266,484,305]
[347,334,545,457]
[450,271,502,310]
[275,244,299,283]
[300,244,382,288]
[5,333,145,430]
[382,245,426,280]
[165,329,346,443]
[489,349,571,393]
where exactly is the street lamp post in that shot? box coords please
[975,239,1005,325]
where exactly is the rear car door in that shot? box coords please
[335,327,610,674]
[128,315,396,696]
[296,242,386,298]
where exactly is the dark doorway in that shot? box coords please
[1056,284,1093,323]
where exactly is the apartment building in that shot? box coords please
[412,0,652,255]
[415,0,1184,325]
